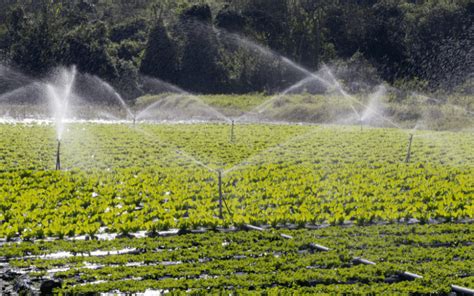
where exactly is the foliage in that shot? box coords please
[140,21,178,84]
[61,21,118,80]
[0,0,471,95]
[178,4,224,93]
[0,123,472,240]
[1,224,473,294]
[6,3,59,75]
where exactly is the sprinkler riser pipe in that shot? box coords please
[405,134,414,163]
[230,120,235,142]
[55,140,61,171]
[218,171,223,219]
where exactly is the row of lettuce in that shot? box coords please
[1,124,473,239]
[0,162,472,239]
[1,224,472,294]
[0,123,471,171]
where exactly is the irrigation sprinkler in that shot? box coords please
[218,170,223,219]
[405,133,414,163]
[360,118,363,132]
[55,139,61,171]
[230,120,235,142]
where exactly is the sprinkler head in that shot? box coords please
[132,112,137,125]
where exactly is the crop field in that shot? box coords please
[2,224,474,295]
[0,122,473,294]
[1,0,473,294]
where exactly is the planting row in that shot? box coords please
[1,224,472,294]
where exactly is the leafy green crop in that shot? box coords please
[0,123,472,238]
[1,224,472,294]
[0,122,472,294]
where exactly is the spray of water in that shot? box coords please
[321,65,361,118]
[223,127,321,176]
[219,29,407,129]
[46,66,77,141]
[412,92,474,116]
[132,125,217,173]
[411,130,474,166]
[91,76,135,120]
[97,111,122,121]
[140,75,188,94]
[0,64,34,93]
[361,85,387,123]
[0,82,43,103]
[136,76,231,123]
[237,74,323,122]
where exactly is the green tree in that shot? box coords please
[215,7,247,33]
[7,2,59,75]
[405,2,472,90]
[115,59,141,101]
[140,20,178,83]
[110,18,148,43]
[362,2,410,82]
[242,0,289,53]
[115,40,144,62]
[178,4,224,93]
[61,21,117,80]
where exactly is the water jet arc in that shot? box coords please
[225,31,403,128]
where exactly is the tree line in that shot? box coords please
[0,0,472,99]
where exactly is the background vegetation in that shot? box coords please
[0,0,472,100]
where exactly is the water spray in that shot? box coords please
[47,66,77,172]
[55,139,61,170]
[405,134,414,163]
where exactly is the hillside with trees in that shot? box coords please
[0,0,472,100]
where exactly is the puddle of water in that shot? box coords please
[100,289,167,296]
[22,248,138,260]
